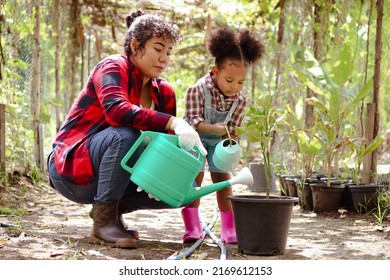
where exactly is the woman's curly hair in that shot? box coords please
[123,10,182,57]
[207,27,265,68]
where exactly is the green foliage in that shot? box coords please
[237,92,284,197]
[283,102,324,177]
[373,190,390,225]
[287,46,373,185]
[349,136,385,183]
[25,167,42,185]
[0,207,24,216]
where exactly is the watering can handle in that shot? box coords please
[121,131,159,174]
[120,131,205,175]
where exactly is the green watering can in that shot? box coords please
[121,131,253,208]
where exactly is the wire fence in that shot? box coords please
[1,28,52,173]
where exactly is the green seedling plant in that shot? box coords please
[373,191,389,225]
[348,135,384,184]
[286,44,372,186]
[355,194,376,215]
[295,128,323,181]
[373,197,387,225]
[237,91,285,197]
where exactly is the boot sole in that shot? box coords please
[183,233,205,243]
[89,234,138,249]
[90,229,139,240]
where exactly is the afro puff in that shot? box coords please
[206,27,265,68]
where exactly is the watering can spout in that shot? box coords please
[181,167,254,205]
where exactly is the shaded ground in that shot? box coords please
[0,173,389,260]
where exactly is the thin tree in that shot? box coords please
[270,0,286,153]
[68,0,82,107]
[362,0,383,183]
[54,0,61,132]
[32,0,42,169]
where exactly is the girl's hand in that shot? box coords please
[213,123,228,137]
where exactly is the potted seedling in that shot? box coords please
[282,104,324,208]
[344,135,385,212]
[286,44,372,212]
[228,92,298,256]
[294,128,323,210]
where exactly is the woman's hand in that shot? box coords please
[169,117,207,156]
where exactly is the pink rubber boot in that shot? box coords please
[220,210,237,244]
[181,207,204,243]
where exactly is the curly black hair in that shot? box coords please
[207,27,265,68]
[123,10,182,57]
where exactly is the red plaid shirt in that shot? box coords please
[52,54,176,185]
[185,72,247,137]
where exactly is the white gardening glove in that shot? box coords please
[171,118,207,156]
[136,187,160,201]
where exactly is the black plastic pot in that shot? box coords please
[278,174,294,196]
[227,195,298,256]
[310,183,345,213]
[286,177,298,198]
[297,182,313,211]
[277,174,302,197]
[348,184,387,212]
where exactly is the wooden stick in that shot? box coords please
[224,125,232,146]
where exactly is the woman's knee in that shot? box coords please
[88,127,141,163]
[111,126,141,148]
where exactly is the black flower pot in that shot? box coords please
[297,182,313,211]
[278,174,302,197]
[228,195,298,256]
[349,184,387,212]
[310,183,345,213]
[278,174,291,196]
[286,175,303,199]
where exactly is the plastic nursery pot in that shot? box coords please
[297,181,313,211]
[310,183,345,213]
[348,184,387,213]
[228,195,298,256]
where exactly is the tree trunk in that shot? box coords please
[369,0,383,182]
[0,1,4,81]
[87,30,91,74]
[274,0,285,99]
[362,103,375,183]
[32,0,42,169]
[358,0,374,156]
[270,0,285,153]
[69,0,82,107]
[54,0,61,132]
[81,32,85,91]
[0,104,5,173]
[95,31,102,62]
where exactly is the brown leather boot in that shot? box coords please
[89,202,138,248]
[89,204,139,239]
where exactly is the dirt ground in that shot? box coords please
[0,172,389,261]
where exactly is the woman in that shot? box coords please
[47,10,206,249]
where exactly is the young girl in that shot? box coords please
[47,10,206,249]
[182,27,265,244]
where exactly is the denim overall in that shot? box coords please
[199,78,238,173]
